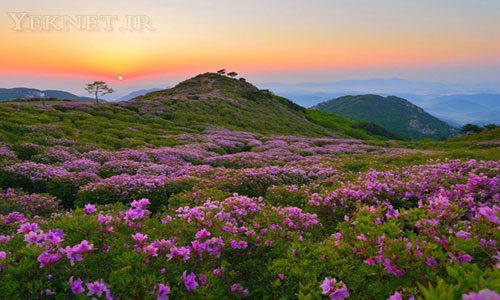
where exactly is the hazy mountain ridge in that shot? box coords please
[112,88,163,102]
[0,87,94,102]
[312,94,458,140]
[261,79,500,125]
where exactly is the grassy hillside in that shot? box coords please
[0,73,400,150]
[313,94,457,140]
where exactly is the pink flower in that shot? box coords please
[388,292,403,300]
[18,222,39,234]
[132,233,148,244]
[86,279,109,297]
[462,289,500,300]
[0,235,10,244]
[195,229,211,239]
[24,230,44,245]
[230,240,248,249]
[84,204,97,214]
[69,277,84,294]
[98,214,113,225]
[0,251,6,260]
[60,246,83,266]
[320,277,349,300]
[477,207,500,224]
[167,246,190,261]
[153,283,171,300]
[131,198,150,208]
[37,251,61,268]
[231,283,249,297]
[456,231,471,240]
[182,271,198,292]
[60,240,93,266]
[357,234,368,241]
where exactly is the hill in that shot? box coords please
[0,73,399,150]
[312,94,457,140]
[0,87,94,102]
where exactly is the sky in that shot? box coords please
[1,0,500,97]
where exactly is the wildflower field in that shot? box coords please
[0,126,499,299]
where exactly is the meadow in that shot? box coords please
[0,123,499,299]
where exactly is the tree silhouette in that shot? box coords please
[217,69,226,75]
[227,72,238,78]
[85,81,114,103]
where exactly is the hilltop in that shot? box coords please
[312,94,457,140]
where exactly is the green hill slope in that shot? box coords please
[0,73,401,150]
[312,94,457,140]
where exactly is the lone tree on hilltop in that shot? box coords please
[217,69,226,75]
[227,72,238,78]
[85,81,114,103]
[460,123,483,135]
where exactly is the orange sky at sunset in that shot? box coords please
[1,0,500,95]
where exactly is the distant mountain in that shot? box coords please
[113,88,163,102]
[0,88,94,102]
[421,94,500,125]
[312,95,457,140]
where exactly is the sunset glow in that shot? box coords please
[1,0,500,93]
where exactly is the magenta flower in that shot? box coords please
[320,277,349,300]
[231,283,249,297]
[24,230,45,245]
[69,276,84,294]
[86,279,109,297]
[18,222,39,234]
[131,198,150,209]
[132,232,148,244]
[84,204,97,214]
[388,292,403,300]
[0,251,6,260]
[462,289,500,300]
[477,207,500,224]
[456,231,471,240]
[153,283,171,300]
[60,240,93,266]
[167,246,190,261]
[182,271,198,292]
[195,229,211,239]
[37,251,61,268]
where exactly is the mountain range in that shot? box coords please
[312,95,457,140]
[0,88,94,102]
